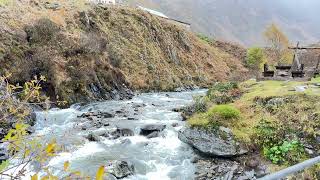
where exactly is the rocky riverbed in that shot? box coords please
[27,90,205,179]
[5,90,269,179]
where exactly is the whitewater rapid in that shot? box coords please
[30,90,206,179]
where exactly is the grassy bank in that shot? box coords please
[187,79,320,178]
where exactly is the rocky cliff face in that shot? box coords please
[0,0,249,105]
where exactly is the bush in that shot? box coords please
[25,18,60,45]
[208,105,240,120]
[254,119,281,147]
[246,47,265,69]
[207,82,241,104]
[197,33,213,43]
[208,82,238,94]
[193,96,208,113]
[264,140,305,165]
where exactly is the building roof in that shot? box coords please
[137,6,190,26]
[137,6,169,19]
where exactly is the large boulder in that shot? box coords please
[105,160,134,178]
[178,126,247,157]
[140,124,166,137]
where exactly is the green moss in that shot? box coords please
[208,104,240,120]
[188,113,210,128]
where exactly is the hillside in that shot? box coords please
[0,0,249,105]
[126,0,320,46]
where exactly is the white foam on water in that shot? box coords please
[15,90,206,179]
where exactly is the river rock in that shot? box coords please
[105,160,134,178]
[146,131,160,139]
[87,132,101,142]
[110,128,134,139]
[78,111,114,119]
[0,148,8,163]
[178,126,247,157]
[140,124,166,137]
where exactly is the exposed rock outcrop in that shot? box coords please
[178,126,247,157]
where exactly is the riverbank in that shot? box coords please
[181,79,320,179]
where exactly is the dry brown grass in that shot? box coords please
[0,0,250,104]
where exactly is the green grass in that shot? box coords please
[0,0,9,6]
[240,77,320,102]
[208,104,240,120]
[188,113,210,128]
[187,79,320,177]
[197,33,213,44]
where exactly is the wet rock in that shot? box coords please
[140,124,166,137]
[181,112,188,121]
[246,158,260,169]
[175,87,185,92]
[92,129,109,136]
[0,128,6,140]
[81,122,93,130]
[172,123,179,127]
[254,165,269,178]
[87,132,101,142]
[178,127,247,157]
[115,110,124,114]
[146,131,160,139]
[120,139,132,145]
[111,128,134,139]
[105,160,134,178]
[105,174,117,180]
[78,111,114,119]
[191,156,200,163]
[194,158,253,180]
[172,108,181,112]
[0,148,8,163]
[238,170,255,180]
[25,111,37,127]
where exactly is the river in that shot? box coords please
[30,90,206,179]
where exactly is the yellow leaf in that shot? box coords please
[41,176,49,180]
[46,143,56,155]
[71,171,81,176]
[31,174,38,180]
[64,161,70,171]
[96,166,105,180]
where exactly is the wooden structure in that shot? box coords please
[261,42,320,81]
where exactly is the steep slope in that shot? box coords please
[127,0,320,46]
[0,0,248,105]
